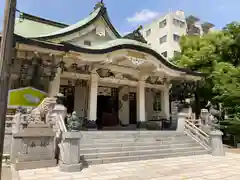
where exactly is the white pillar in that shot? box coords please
[48,67,61,97]
[161,87,170,119]
[137,80,146,122]
[87,73,99,123]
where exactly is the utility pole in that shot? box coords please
[0,0,17,178]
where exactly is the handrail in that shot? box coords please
[53,113,67,133]
[184,119,210,150]
[185,120,208,137]
[58,114,67,132]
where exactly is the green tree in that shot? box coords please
[172,22,240,142]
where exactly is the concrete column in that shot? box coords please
[48,67,61,97]
[137,80,146,122]
[118,86,129,125]
[210,130,225,156]
[87,73,99,128]
[59,132,83,172]
[176,112,187,133]
[161,87,170,119]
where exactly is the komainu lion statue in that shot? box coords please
[26,97,57,124]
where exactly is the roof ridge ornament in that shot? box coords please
[94,0,105,10]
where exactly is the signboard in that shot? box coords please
[7,87,47,108]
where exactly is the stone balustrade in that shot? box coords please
[179,112,225,156]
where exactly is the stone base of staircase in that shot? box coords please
[80,131,210,165]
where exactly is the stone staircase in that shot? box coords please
[80,131,210,165]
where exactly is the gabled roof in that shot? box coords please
[14,12,68,38]
[27,3,121,40]
[19,12,69,28]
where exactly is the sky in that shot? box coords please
[0,0,239,34]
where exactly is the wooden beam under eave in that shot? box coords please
[60,71,90,80]
[15,43,65,56]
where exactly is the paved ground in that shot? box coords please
[13,152,240,180]
[1,166,11,180]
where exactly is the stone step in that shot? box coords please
[80,136,191,144]
[83,150,209,165]
[80,131,184,138]
[80,138,196,148]
[80,142,199,154]
[82,146,204,159]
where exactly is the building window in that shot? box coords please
[84,40,91,46]
[153,92,161,111]
[173,18,185,28]
[159,35,167,44]
[173,34,180,42]
[146,29,151,37]
[174,51,181,57]
[161,51,167,58]
[159,19,167,28]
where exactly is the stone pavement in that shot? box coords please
[15,153,240,180]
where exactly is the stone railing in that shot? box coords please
[51,104,83,172]
[184,119,211,150]
[184,114,225,156]
[5,114,28,133]
[3,113,28,165]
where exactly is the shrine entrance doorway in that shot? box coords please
[97,87,119,128]
[59,85,75,114]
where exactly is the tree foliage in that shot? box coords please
[172,21,240,141]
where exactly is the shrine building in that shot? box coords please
[0,2,203,129]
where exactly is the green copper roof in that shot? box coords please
[24,5,121,40]
[27,7,101,39]
[14,17,65,38]
[86,38,151,50]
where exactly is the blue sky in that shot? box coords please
[0,0,239,34]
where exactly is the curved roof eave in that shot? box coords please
[25,6,121,40]
[13,35,205,77]
[62,42,204,76]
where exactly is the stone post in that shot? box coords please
[210,130,225,156]
[10,113,22,163]
[176,112,187,133]
[50,101,68,164]
[51,103,67,133]
[59,132,83,172]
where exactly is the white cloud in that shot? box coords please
[127,9,160,23]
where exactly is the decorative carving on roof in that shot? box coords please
[123,25,147,44]
[94,0,105,10]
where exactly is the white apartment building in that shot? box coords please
[141,10,212,59]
